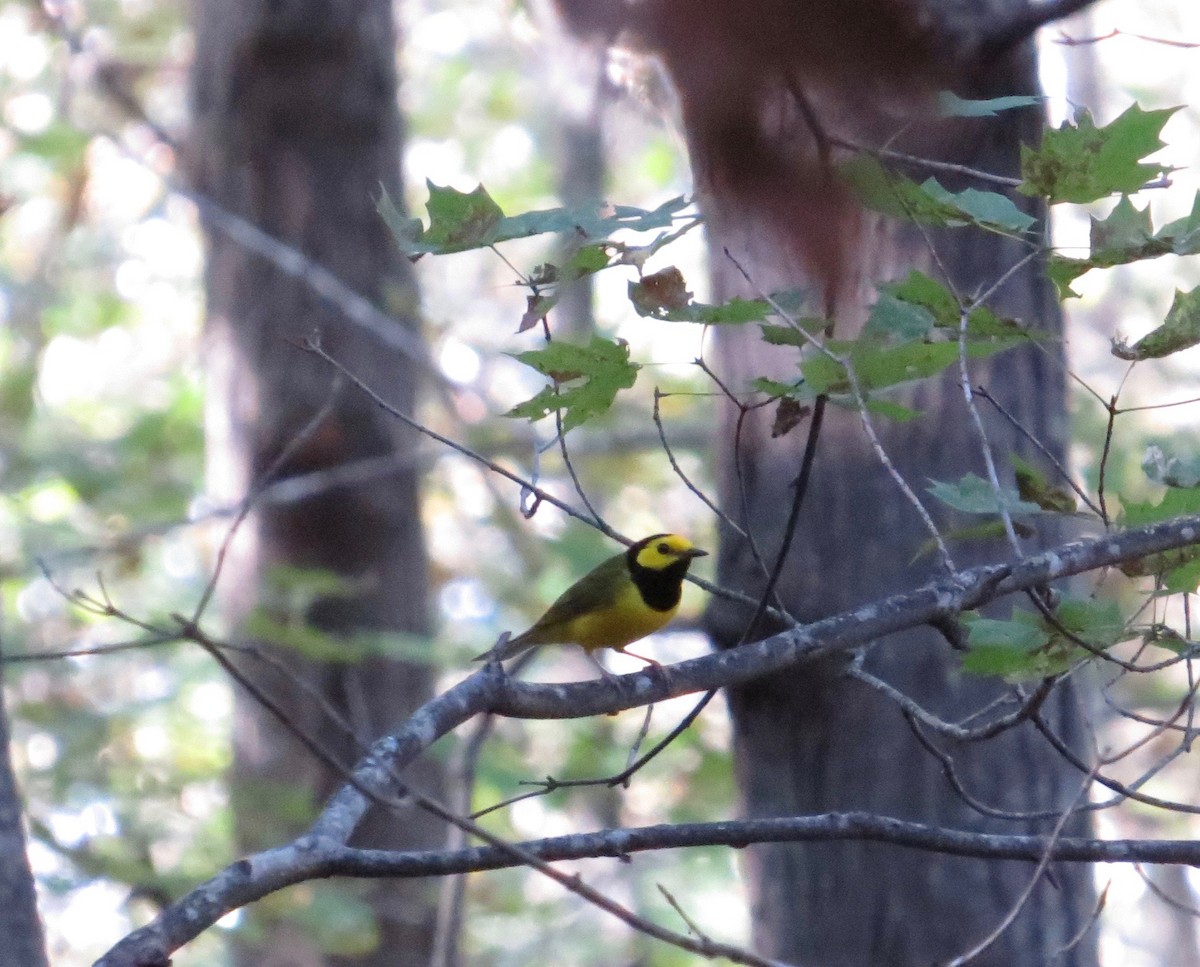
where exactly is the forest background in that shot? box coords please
[4,0,1200,966]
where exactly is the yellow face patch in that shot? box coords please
[635,534,700,571]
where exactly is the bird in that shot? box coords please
[474,533,707,672]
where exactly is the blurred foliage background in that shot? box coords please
[2,0,1200,965]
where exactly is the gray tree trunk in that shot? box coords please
[189,2,442,965]
[689,25,1099,967]
[0,655,49,967]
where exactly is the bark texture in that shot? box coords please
[643,4,1096,965]
[0,669,49,967]
[189,3,442,964]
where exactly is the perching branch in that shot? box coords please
[96,512,1200,966]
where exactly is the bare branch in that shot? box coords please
[95,512,1200,964]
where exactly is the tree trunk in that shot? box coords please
[685,21,1098,967]
[189,3,442,965]
[0,663,49,967]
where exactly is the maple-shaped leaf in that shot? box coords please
[1048,193,1200,298]
[961,599,1127,680]
[506,337,640,432]
[1112,286,1200,360]
[379,182,505,255]
[927,473,1043,516]
[1020,103,1178,205]
[839,156,1034,233]
[381,184,695,257]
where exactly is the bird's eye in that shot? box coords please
[657,542,670,554]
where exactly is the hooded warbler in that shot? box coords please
[475,533,707,667]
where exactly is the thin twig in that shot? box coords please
[941,766,1095,966]
[1046,882,1107,967]
[473,690,720,819]
[974,386,1103,519]
[850,659,1053,742]
[693,356,780,587]
[725,252,956,571]
[743,394,827,639]
[191,377,343,624]
[958,306,1022,557]
[305,335,784,620]
[653,388,747,538]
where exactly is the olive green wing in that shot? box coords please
[474,553,628,661]
[516,554,627,645]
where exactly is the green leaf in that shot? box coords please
[919,180,1036,233]
[1121,485,1200,527]
[862,398,922,422]
[838,157,963,225]
[1142,443,1200,489]
[862,293,937,342]
[1163,556,1200,594]
[752,377,810,399]
[759,318,830,346]
[881,271,1028,339]
[1158,192,1200,255]
[839,157,1034,232]
[1020,104,1178,204]
[381,185,694,256]
[886,271,960,324]
[506,337,640,431]
[683,298,781,324]
[823,394,922,421]
[1048,194,1199,298]
[938,93,1042,117]
[566,243,612,277]
[379,182,502,254]
[965,613,1045,649]
[927,473,1043,515]
[961,613,1047,676]
[801,334,1020,396]
[492,196,692,243]
[961,599,1127,679]
[1112,286,1200,360]
[1057,598,1126,650]
[1091,194,1155,250]
[1012,453,1077,513]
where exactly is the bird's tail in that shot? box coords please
[473,631,537,662]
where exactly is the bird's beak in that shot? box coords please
[684,547,709,558]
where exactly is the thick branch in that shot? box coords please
[486,513,1200,720]
[955,0,1104,61]
[97,513,1200,967]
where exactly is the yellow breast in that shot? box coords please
[565,582,678,653]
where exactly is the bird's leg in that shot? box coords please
[584,649,617,682]
[621,647,662,670]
